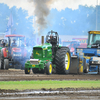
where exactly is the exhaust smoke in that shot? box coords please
[29,0,56,35]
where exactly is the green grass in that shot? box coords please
[0,80,100,90]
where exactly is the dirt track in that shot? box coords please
[0,69,100,100]
[0,69,100,81]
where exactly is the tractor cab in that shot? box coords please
[6,35,25,48]
[5,35,25,55]
[87,31,100,48]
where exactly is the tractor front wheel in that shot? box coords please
[25,68,30,74]
[45,62,53,75]
[84,64,89,73]
[4,59,9,70]
[55,47,71,74]
[83,58,89,73]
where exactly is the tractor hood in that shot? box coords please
[33,43,52,50]
[76,48,100,57]
[11,47,27,58]
[33,43,52,59]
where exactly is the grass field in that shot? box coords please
[0,80,100,90]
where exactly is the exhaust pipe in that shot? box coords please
[41,36,44,45]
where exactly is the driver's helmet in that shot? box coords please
[50,34,53,39]
[1,40,4,43]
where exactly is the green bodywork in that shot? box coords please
[25,43,60,70]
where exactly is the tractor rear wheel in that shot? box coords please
[55,47,71,74]
[1,58,4,69]
[45,62,53,75]
[4,59,9,70]
[25,68,30,74]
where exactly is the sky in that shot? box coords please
[0,0,99,16]
[0,0,100,36]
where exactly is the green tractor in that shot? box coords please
[25,30,71,75]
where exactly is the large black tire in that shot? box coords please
[32,68,45,74]
[4,59,9,70]
[1,58,4,69]
[45,62,53,75]
[83,58,89,73]
[25,68,30,74]
[1,50,4,69]
[55,47,71,74]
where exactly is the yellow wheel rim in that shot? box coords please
[28,69,30,73]
[65,52,70,70]
[49,64,52,73]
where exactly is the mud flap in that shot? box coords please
[69,56,79,74]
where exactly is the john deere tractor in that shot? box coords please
[25,30,71,75]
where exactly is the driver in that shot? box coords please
[11,39,17,47]
[46,34,53,43]
[1,40,5,47]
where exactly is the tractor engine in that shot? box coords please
[30,46,52,65]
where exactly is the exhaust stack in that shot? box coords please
[41,36,44,45]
